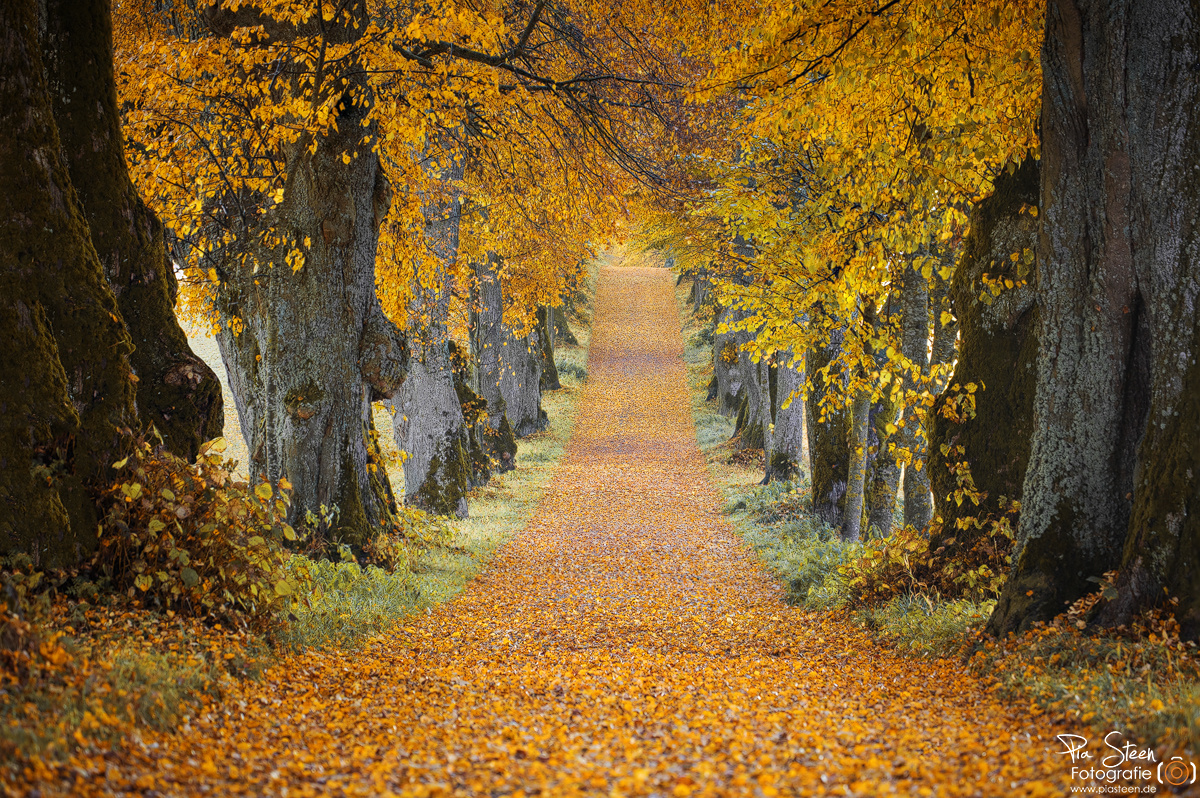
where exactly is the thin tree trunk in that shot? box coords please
[897,259,933,530]
[43,0,222,461]
[0,0,137,565]
[842,388,872,542]
[807,325,850,527]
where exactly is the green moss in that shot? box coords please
[412,433,470,517]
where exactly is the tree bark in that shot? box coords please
[448,341,493,487]
[538,306,562,391]
[216,98,408,548]
[842,388,872,542]
[552,306,578,346]
[766,353,806,482]
[865,295,902,536]
[712,304,747,417]
[42,0,222,462]
[499,318,547,438]
[470,253,518,470]
[390,152,470,518]
[991,0,1200,635]
[732,352,768,451]
[896,260,933,531]
[0,0,137,565]
[928,162,1039,568]
[806,325,850,527]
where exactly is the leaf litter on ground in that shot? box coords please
[7,265,1082,797]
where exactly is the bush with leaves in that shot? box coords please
[95,438,305,629]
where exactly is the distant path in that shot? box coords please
[55,265,1069,796]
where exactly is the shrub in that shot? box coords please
[95,438,305,629]
[0,555,52,681]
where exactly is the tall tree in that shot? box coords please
[991,0,1200,636]
[927,162,1038,574]
[392,149,470,517]
[43,0,222,461]
[806,324,850,528]
[1,0,138,565]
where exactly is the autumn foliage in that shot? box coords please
[95,438,303,629]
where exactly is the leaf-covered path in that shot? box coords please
[40,266,1070,796]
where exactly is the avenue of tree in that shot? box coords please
[2,0,1198,640]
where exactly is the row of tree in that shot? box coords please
[667,0,1200,638]
[1,0,692,566]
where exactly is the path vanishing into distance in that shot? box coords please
[34,266,1073,796]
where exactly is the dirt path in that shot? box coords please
[43,266,1070,796]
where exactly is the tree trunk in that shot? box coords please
[470,253,518,471]
[500,318,547,438]
[216,104,408,549]
[0,0,137,566]
[842,388,872,542]
[393,350,470,517]
[898,259,933,530]
[552,306,578,346]
[864,295,900,536]
[42,0,222,462]
[538,306,562,391]
[390,153,470,518]
[712,305,746,417]
[928,162,1039,569]
[448,342,492,487]
[766,353,806,482]
[806,325,850,527]
[991,0,1200,635]
[732,349,767,451]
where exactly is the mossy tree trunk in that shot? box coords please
[766,353,806,482]
[538,306,562,391]
[448,342,493,487]
[927,162,1039,570]
[43,0,222,462]
[991,0,1200,636]
[806,324,850,528]
[0,0,138,566]
[391,152,470,518]
[732,351,768,451]
[215,62,408,549]
[470,253,518,471]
